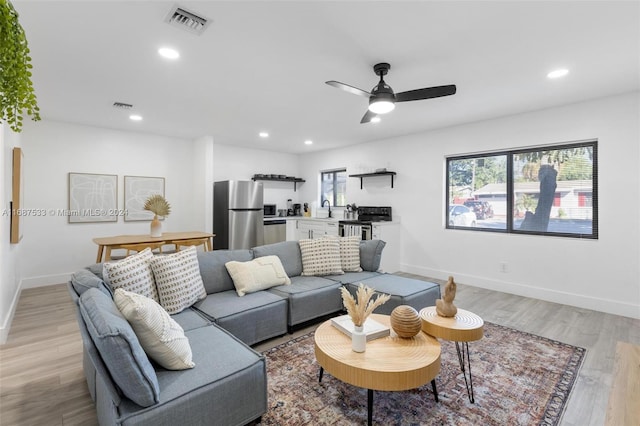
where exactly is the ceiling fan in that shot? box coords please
[326,62,456,124]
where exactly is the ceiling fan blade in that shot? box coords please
[396,85,457,102]
[360,109,378,124]
[326,80,371,98]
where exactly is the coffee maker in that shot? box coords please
[293,203,301,216]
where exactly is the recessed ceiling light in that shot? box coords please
[370,116,381,123]
[259,132,269,138]
[547,68,569,79]
[158,47,180,59]
[304,140,313,145]
[129,114,143,121]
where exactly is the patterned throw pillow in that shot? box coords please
[114,288,195,370]
[339,236,363,272]
[102,248,159,302]
[225,255,291,297]
[149,246,207,314]
[299,237,344,276]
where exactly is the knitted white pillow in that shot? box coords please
[114,288,195,370]
[299,237,344,276]
[225,255,291,297]
[149,246,207,314]
[102,248,159,302]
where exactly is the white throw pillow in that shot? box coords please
[339,236,363,272]
[149,246,207,314]
[103,248,159,302]
[299,237,344,276]
[114,288,195,370]
[225,255,291,297]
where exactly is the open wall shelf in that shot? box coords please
[349,171,397,189]
[252,176,305,191]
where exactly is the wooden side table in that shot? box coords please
[420,306,484,403]
[314,314,441,425]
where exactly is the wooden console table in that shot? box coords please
[93,231,215,263]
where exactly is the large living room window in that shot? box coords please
[446,140,598,239]
[321,169,347,207]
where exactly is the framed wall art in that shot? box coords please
[10,147,23,243]
[124,175,165,221]
[68,172,118,223]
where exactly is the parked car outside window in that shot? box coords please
[463,200,494,220]
[448,205,477,227]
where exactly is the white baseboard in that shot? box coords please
[401,263,640,320]
[0,273,72,345]
[21,273,71,289]
[0,282,22,345]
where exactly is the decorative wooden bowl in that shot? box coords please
[390,305,422,338]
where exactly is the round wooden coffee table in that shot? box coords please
[420,306,484,403]
[314,314,441,426]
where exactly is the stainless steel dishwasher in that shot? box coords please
[263,219,287,245]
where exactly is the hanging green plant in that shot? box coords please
[0,0,40,132]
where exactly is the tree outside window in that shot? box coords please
[446,140,597,238]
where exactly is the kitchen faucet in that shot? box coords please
[322,199,332,218]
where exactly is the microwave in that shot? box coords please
[264,204,277,217]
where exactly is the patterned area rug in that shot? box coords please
[261,322,585,425]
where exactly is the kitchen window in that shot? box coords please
[446,140,597,239]
[321,169,347,207]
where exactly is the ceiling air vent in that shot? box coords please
[113,102,133,110]
[165,5,210,35]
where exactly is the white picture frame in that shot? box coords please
[68,172,118,223]
[124,176,165,221]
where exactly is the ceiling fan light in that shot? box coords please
[368,100,395,114]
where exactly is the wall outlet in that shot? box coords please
[499,262,508,273]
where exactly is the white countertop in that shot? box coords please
[264,216,339,222]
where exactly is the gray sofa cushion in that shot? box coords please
[193,290,288,345]
[79,288,160,407]
[71,269,111,296]
[268,276,343,326]
[360,240,386,271]
[86,263,105,280]
[325,271,382,284]
[352,274,441,315]
[170,308,212,332]
[116,325,266,426]
[197,249,253,294]
[252,241,303,277]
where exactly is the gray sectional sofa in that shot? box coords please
[68,239,441,425]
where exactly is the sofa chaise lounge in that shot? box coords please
[68,239,441,425]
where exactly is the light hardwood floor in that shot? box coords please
[1,277,638,425]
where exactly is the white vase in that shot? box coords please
[352,325,366,353]
[150,215,162,237]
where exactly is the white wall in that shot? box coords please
[299,92,640,319]
[18,120,210,286]
[213,143,302,211]
[0,124,23,343]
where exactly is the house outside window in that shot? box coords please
[321,169,347,207]
[446,140,597,238]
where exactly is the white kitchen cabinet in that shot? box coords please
[372,222,400,273]
[295,219,339,240]
[285,219,298,241]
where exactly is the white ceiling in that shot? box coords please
[14,1,640,153]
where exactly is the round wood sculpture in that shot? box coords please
[390,305,422,338]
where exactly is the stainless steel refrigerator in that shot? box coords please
[213,180,264,249]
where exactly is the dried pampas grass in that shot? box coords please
[341,283,391,327]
